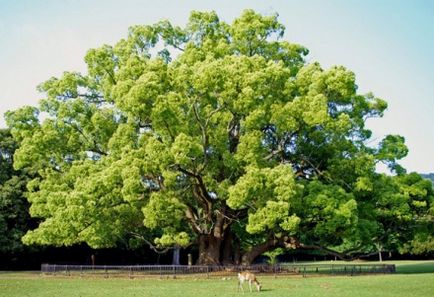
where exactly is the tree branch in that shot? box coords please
[192,102,209,169]
[296,242,352,260]
[185,206,202,234]
[174,165,212,202]
[129,232,171,254]
[213,203,228,239]
[67,121,108,156]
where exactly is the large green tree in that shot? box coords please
[6,10,433,264]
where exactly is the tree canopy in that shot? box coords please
[6,10,433,264]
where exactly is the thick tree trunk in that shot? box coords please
[221,230,234,265]
[197,234,222,265]
[241,238,281,265]
[233,241,241,265]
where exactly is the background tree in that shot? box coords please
[6,10,433,264]
[0,129,33,254]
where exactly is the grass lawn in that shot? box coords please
[1,261,433,297]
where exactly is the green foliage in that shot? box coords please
[377,135,409,174]
[263,247,285,264]
[5,9,432,260]
[0,129,33,253]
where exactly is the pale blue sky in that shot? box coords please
[0,0,433,173]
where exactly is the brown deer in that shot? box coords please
[238,271,261,293]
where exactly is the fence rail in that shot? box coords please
[41,263,395,278]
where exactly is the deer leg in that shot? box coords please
[255,281,260,292]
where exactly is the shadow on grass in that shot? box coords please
[395,262,434,274]
[238,289,272,293]
[238,288,272,293]
[259,289,272,292]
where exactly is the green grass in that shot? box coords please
[1,261,433,297]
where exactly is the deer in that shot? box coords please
[238,271,261,293]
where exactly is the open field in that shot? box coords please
[1,261,433,297]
